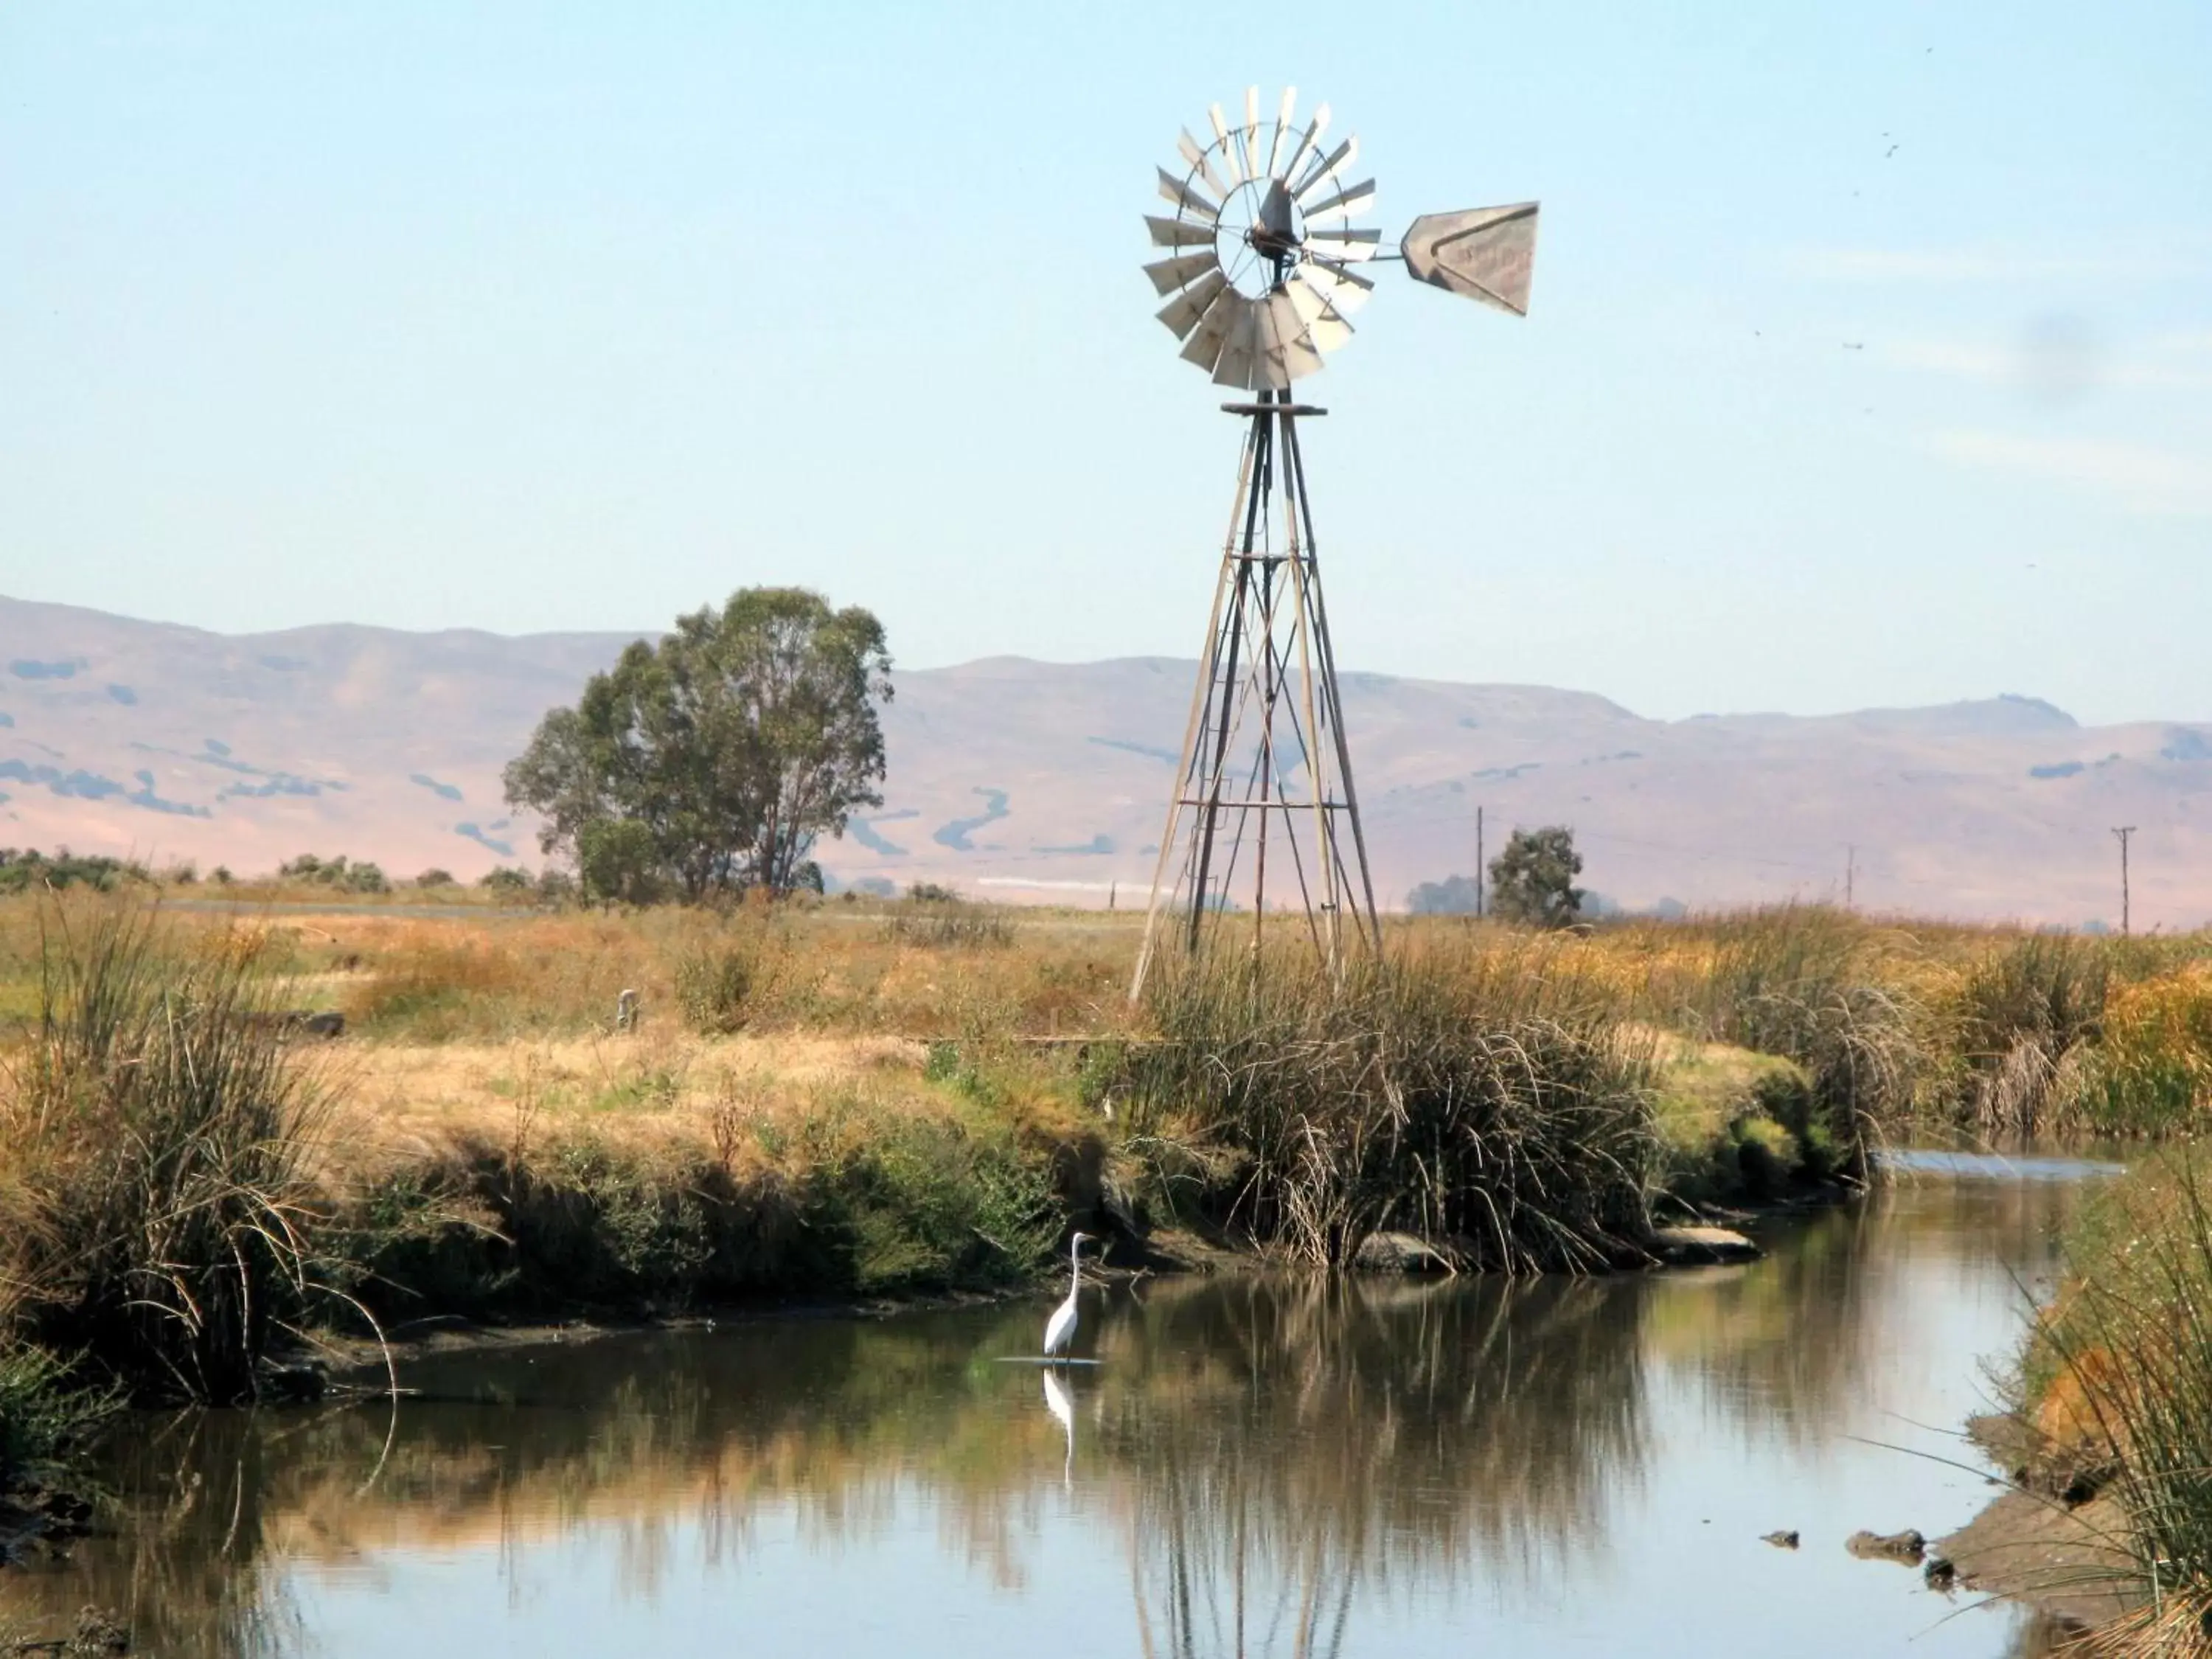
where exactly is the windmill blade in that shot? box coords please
[1285,277,1353,355]
[1301,178,1375,221]
[1286,274,1355,355]
[1400,202,1540,316]
[1294,135,1358,204]
[1179,287,1244,372]
[1157,268,1229,339]
[1175,130,1229,201]
[1279,102,1329,193]
[1144,248,1222,296]
[1157,167,1220,220]
[1256,290,1326,387]
[1238,86,1260,181]
[1145,214,1216,249]
[1279,332,1326,382]
[1250,307,1291,390]
[1304,257,1375,315]
[1211,299,1261,389]
[1208,102,1242,184]
[1306,227,1380,263]
[1265,86,1295,178]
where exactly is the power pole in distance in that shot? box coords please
[2112,826,2136,936]
[1475,805,1486,919]
[1845,844,1856,911]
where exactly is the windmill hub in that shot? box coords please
[1129,87,1541,998]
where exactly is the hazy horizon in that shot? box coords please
[0,588,2134,728]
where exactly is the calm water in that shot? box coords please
[4,1165,2106,1657]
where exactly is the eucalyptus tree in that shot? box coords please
[504,587,892,902]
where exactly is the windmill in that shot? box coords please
[1130,86,1538,997]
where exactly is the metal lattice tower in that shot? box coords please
[1131,86,1540,998]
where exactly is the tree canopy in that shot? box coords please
[1487,825,1585,928]
[504,587,892,902]
[1406,873,1484,916]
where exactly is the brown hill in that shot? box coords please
[3,595,2205,928]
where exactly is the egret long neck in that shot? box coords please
[1069,1240,1082,1287]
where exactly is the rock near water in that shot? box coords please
[1649,1225,1761,1265]
[1846,1528,1926,1565]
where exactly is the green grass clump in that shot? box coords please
[1649,1043,1836,1206]
[337,1095,1066,1321]
[0,1342,116,1486]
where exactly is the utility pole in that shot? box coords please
[2112,826,2137,935]
[1475,805,1486,919]
[1845,844,1856,911]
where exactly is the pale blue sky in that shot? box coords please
[2,2,2206,723]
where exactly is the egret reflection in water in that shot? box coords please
[1042,1368,1074,1488]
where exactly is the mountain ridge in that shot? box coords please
[1,594,2203,929]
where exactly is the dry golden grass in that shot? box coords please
[333,1029,938,1170]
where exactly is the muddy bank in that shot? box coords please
[1935,1415,2146,1639]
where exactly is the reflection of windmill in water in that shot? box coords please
[1105,1274,1648,1659]
[1130,86,1539,997]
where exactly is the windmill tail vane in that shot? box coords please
[1129,86,1538,1000]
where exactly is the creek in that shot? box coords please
[1,1155,2118,1657]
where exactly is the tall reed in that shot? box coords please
[1949,931,2110,1138]
[1129,936,1657,1270]
[2026,1150,2212,1652]
[1687,905,1911,1166]
[0,900,345,1402]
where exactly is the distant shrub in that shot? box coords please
[1407,873,1482,916]
[905,881,960,903]
[480,866,533,895]
[882,905,1015,949]
[414,868,456,888]
[0,849,152,895]
[276,854,389,894]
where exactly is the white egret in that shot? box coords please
[1042,1231,1093,1358]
